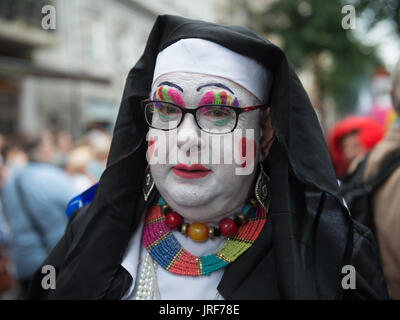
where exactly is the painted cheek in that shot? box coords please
[148,137,155,162]
[238,137,257,168]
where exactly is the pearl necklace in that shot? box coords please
[135,252,160,300]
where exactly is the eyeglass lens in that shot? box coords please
[145,101,237,133]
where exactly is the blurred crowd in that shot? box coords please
[0,128,111,299]
[327,59,400,299]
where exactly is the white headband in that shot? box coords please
[152,38,272,103]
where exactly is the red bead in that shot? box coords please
[219,218,238,237]
[165,211,183,229]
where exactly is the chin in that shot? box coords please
[168,185,213,208]
[160,183,214,207]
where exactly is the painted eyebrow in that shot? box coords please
[157,81,183,92]
[196,83,235,94]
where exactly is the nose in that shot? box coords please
[176,113,202,153]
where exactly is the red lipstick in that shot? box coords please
[172,164,211,179]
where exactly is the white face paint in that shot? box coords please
[148,72,263,221]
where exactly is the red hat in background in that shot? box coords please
[327,116,384,177]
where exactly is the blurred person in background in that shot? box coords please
[327,116,384,179]
[52,130,74,169]
[0,134,4,169]
[1,131,76,298]
[0,204,16,299]
[0,136,28,299]
[0,137,28,184]
[0,136,17,298]
[83,129,112,181]
[359,59,400,299]
[0,134,7,191]
[65,145,96,193]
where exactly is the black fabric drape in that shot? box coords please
[27,15,387,300]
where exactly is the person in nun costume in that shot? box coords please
[28,15,388,300]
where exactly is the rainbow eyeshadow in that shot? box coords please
[153,86,185,107]
[198,90,239,107]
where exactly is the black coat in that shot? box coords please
[28,15,388,300]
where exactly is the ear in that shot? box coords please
[259,108,274,161]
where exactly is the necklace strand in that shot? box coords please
[135,252,160,300]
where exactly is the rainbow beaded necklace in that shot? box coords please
[142,197,267,276]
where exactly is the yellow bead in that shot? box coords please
[188,223,208,242]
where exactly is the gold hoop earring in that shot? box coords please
[255,163,270,211]
[143,165,155,201]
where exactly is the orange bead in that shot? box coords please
[187,222,208,242]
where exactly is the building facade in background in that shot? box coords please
[0,0,238,139]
